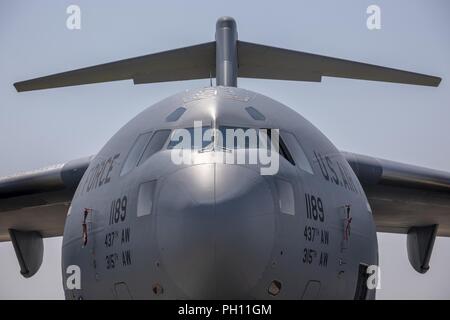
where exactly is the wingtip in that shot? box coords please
[435,77,442,87]
[13,82,22,92]
[13,81,32,92]
[426,75,442,87]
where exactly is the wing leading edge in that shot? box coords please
[13,41,440,92]
[0,156,92,242]
[343,151,450,237]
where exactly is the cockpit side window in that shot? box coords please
[137,129,171,166]
[166,107,187,122]
[245,106,266,121]
[280,130,314,174]
[120,131,153,176]
[267,129,295,166]
[279,137,296,166]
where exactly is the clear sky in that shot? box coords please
[0,0,449,299]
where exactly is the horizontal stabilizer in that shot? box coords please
[14,42,215,92]
[237,41,441,87]
[14,32,441,91]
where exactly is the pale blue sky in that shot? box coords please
[0,0,450,299]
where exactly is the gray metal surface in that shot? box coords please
[407,225,438,274]
[9,229,43,278]
[58,86,377,299]
[14,42,216,92]
[344,151,450,191]
[215,16,238,87]
[237,41,441,86]
[344,152,450,236]
[0,156,92,241]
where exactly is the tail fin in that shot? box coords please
[14,16,441,92]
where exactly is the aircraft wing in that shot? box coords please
[4,153,449,238]
[343,152,450,237]
[0,156,92,242]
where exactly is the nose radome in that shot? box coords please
[155,163,276,299]
[214,164,276,298]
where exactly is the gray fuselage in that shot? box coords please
[61,86,378,299]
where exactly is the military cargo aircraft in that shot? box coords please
[0,17,446,299]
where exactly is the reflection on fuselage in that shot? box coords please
[62,87,378,300]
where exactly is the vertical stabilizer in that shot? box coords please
[215,17,238,87]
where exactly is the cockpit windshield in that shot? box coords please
[166,126,273,150]
[217,126,265,150]
[121,125,310,173]
[167,126,213,150]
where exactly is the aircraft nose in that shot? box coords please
[155,163,276,299]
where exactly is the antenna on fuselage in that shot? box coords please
[14,17,441,92]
